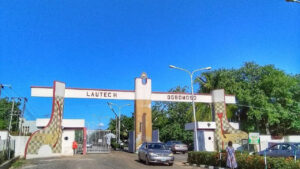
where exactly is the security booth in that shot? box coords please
[185,121,242,151]
[27,118,86,158]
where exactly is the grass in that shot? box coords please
[11,158,27,169]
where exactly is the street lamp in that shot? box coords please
[286,0,300,3]
[169,65,211,151]
[107,102,131,143]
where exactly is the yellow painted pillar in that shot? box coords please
[134,73,152,150]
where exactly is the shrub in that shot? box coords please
[111,141,120,150]
[188,151,300,169]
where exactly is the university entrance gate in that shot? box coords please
[24,73,247,159]
[86,130,111,153]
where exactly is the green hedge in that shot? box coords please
[188,151,300,169]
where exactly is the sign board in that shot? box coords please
[249,132,260,144]
[31,87,236,103]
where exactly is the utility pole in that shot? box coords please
[7,97,25,159]
[19,98,27,136]
[7,98,15,160]
[107,102,131,143]
[107,102,119,142]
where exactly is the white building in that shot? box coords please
[16,118,85,158]
[35,118,85,156]
[0,130,9,140]
[185,121,240,151]
[185,122,300,152]
[20,118,38,135]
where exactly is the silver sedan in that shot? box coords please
[166,141,188,154]
[138,142,174,166]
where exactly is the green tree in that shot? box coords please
[107,113,134,142]
[0,98,21,132]
[75,129,83,144]
[196,62,300,135]
[152,87,194,147]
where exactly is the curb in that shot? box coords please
[186,163,225,169]
[0,156,20,169]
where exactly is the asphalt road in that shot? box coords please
[18,151,203,169]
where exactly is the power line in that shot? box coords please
[1,86,37,119]
[0,89,10,98]
[0,84,11,97]
[24,109,36,120]
[24,104,37,120]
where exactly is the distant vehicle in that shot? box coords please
[258,142,300,159]
[138,142,174,166]
[165,141,188,154]
[86,143,93,148]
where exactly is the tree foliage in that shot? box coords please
[0,98,21,132]
[107,113,134,141]
[196,62,300,135]
[152,86,194,147]
[107,62,299,145]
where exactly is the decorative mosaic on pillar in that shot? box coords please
[212,89,248,150]
[25,81,65,158]
[135,73,152,151]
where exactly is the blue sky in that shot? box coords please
[0,0,299,129]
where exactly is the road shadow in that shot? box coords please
[134,159,172,167]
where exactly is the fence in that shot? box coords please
[0,139,15,164]
[87,130,111,153]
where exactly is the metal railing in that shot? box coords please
[0,139,15,164]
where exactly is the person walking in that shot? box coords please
[72,140,78,155]
[226,141,237,169]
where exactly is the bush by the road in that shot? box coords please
[188,151,300,169]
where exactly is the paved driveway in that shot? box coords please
[19,151,203,169]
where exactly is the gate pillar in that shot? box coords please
[25,81,65,159]
[134,73,152,150]
[212,89,248,150]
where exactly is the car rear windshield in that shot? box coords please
[173,141,182,144]
[148,143,167,150]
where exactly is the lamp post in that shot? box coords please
[286,0,300,3]
[169,65,211,151]
[107,102,131,143]
[107,102,119,141]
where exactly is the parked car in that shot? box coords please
[86,143,93,148]
[165,141,188,154]
[258,142,300,159]
[138,142,174,166]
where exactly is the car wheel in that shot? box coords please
[138,154,142,162]
[182,151,185,154]
[145,156,150,165]
[169,162,173,166]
